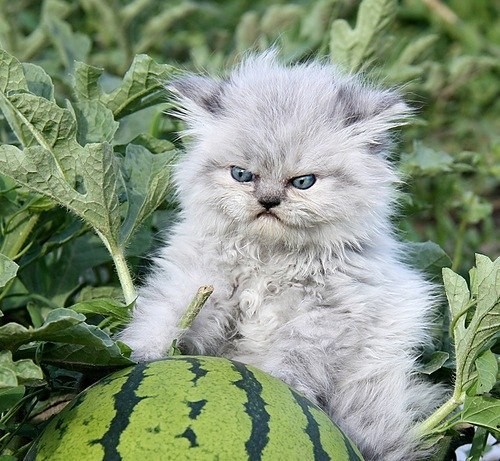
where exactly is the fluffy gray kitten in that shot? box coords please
[120,52,444,460]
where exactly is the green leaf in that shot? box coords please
[0,351,43,388]
[330,0,396,71]
[419,351,450,375]
[0,142,121,250]
[34,328,133,370]
[73,61,104,101]
[119,144,176,244]
[70,298,131,324]
[0,49,28,94]
[0,308,85,350]
[475,350,498,394]
[0,366,17,388]
[467,427,490,461]
[462,395,500,433]
[0,309,132,370]
[446,255,500,395]
[71,99,119,144]
[396,34,438,66]
[0,253,18,289]
[129,133,175,154]
[406,241,451,278]
[71,62,119,144]
[385,35,438,83]
[101,54,176,119]
[22,63,55,101]
[0,89,80,185]
[20,233,111,308]
[443,268,470,326]
[77,285,124,302]
[461,192,493,225]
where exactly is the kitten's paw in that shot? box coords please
[119,333,172,362]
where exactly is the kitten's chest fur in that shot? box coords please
[217,246,328,353]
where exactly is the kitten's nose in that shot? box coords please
[259,198,281,210]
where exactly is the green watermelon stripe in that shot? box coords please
[96,362,148,459]
[289,389,331,461]
[231,361,270,461]
[182,356,208,386]
[175,426,199,448]
[187,399,207,419]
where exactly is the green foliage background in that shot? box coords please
[0,0,498,459]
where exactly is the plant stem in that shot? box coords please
[168,285,214,356]
[417,392,463,436]
[112,246,137,305]
[95,230,137,305]
[178,285,214,329]
[1,212,40,259]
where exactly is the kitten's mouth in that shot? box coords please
[256,211,281,221]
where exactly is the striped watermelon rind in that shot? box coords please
[26,356,364,460]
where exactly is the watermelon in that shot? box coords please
[26,356,363,460]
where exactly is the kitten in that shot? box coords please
[120,51,444,461]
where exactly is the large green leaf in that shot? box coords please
[0,142,121,249]
[36,338,133,370]
[0,308,84,350]
[445,255,500,393]
[330,0,396,71]
[0,51,80,183]
[0,309,132,369]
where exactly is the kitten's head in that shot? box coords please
[169,51,410,251]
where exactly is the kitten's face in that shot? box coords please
[176,118,396,249]
[172,53,407,249]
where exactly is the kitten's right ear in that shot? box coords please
[168,76,225,115]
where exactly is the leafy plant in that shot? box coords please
[418,255,499,457]
[0,45,178,457]
[0,0,498,459]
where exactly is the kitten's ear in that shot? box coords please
[168,76,225,115]
[337,82,412,155]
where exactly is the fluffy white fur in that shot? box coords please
[120,52,444,460]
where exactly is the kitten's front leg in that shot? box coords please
[119,257,222,361]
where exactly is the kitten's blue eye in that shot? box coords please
[291,174,316,190]
[231,166,254,182]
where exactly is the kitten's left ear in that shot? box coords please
[338,83,412,155]
[168,76,225,115]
